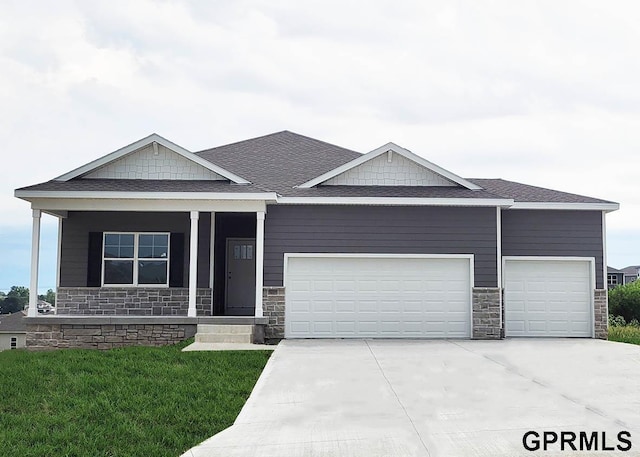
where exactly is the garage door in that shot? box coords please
[503,258,593,337]
[285,255,472,338]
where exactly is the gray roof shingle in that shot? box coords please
[16,131,616,204]
[0,311,26,333]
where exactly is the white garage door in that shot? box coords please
[504,258,593,337]
[285,255,472,338]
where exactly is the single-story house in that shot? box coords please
[0,311,26,350]
[607,266,625,289]
[15,131,619,349]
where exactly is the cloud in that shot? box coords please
[1,0,639,275]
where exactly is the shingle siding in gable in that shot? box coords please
[84,144,225,180]
[324,153,457,186]
[501,209,604,288]
[263,205,498,287]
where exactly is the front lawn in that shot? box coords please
[608,325,640,345]
[0,340,271,457]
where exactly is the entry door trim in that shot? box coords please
[502,256,596,338]
[225,237,257,314]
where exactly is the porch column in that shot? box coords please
[28,209,41,317]
[255,211,265,318]
[188,210,199,317]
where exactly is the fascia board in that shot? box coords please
[509,202,620,211]
[277,196,514,207]
[15,190,277,201]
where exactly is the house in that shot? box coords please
[621,265,640,285]
[607,266,625,289]
[14,131,619,349]
[0,311,26,350]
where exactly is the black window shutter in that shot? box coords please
[169,233,185,287]
[87,232,103,287]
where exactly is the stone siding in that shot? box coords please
[56,287,213,316]
[594,289,608,339]
[472,287,502,339]
[26,323,196,350]
[263,287,285,341]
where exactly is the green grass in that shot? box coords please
[608,326,640,345]
[0,340,271,457]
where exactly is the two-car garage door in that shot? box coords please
[285,255,472,338]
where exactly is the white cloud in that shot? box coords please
[0,0,639,269]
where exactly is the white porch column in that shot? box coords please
[188,210,199,317]
[255,211,265,318]
[28,209,41,317]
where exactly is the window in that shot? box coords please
[607,274,618,286]
[103,233,169,286]
[10,337,17,350]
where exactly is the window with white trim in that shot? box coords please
[103,233,170,286]
[10,337,17,349]
[607,274,618,286]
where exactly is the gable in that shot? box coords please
[84,143,226,181]
[299,142,482,190]
[324,151,457,187]
[54,134,250,184]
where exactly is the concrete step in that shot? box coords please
[197,324,254,335]
[196,332,253,344]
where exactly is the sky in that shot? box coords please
[0,0,638,293]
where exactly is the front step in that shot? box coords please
[195,324,254,344]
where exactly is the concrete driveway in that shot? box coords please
[183,339,640,457]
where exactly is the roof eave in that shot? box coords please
[509,202,620,212]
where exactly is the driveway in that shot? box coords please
[183,339,640,457]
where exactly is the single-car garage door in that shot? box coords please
[503,258,593,337]
[285,254,472,338]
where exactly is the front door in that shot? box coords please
[225,238,256,315]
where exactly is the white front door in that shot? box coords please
[225,238,256,316]
[503,258,593,337]
[285,254,472,338]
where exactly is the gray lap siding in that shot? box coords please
[59,211,211,288]
[264,205,498,287]
[501,209,604,288]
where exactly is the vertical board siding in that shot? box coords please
[264,205,497,287]
[59,211,210,288]
[501,210,604,289]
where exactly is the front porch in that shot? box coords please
[23,199,274,348]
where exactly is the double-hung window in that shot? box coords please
[10,337,17,350]
[103,233,170,286]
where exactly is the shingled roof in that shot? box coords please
[16,130,617,205]
[0,311,26,333]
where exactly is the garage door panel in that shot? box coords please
[504,259,592,337]
[285,256,471,338]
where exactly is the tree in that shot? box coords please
[609,280,640,323]
[0,286,29,314]
[38,289,56,304]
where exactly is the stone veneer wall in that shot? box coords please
[56,287,213,316]
[263,287,285,341]
[472,287,502,339]
[594,289,608,340]
[26,322,197,350]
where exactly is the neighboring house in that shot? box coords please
[621,265,640,285]
[607,266,625,289]
[0,311,26,350]
[14,131,619,349]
